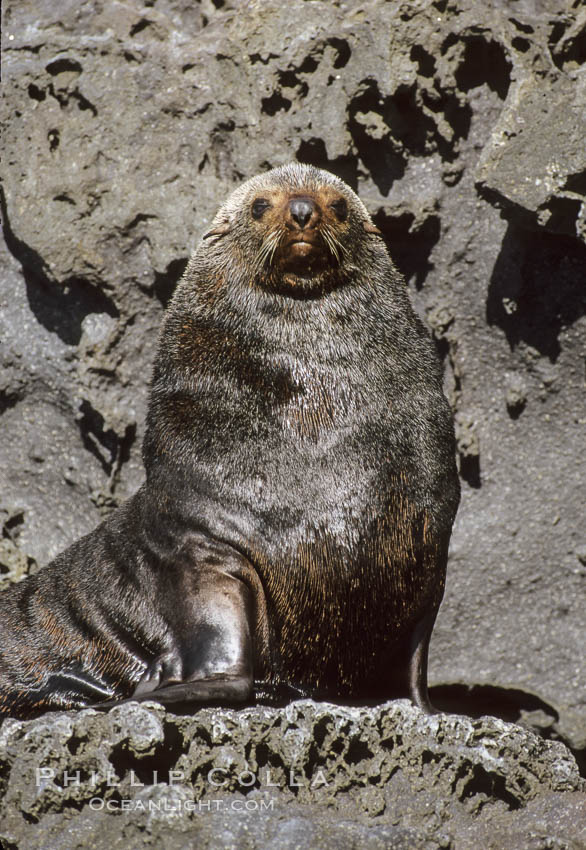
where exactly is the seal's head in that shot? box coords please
[201,163,381,296]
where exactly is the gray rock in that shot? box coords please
[476,72,586,243]
[0,701,584,849]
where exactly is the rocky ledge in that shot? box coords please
[0,700,584,849]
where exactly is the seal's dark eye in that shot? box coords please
[330,199,348,221]
[252,198,271,219]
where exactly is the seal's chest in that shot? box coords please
[259,527,413,692]
[278,369,359,441]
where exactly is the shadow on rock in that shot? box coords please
[431,681,585,777]
[0,187,118,346]
[487,223,586,362]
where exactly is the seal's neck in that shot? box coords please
[193,267,390,366]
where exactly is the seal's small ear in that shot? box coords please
[203,223,231,240]
[363,221,382,235]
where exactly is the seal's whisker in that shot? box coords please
[325,225,341,260]
[257,239,272,268]
[321,224,343,262]
[260,238,276,268]
[257,229,282,269]
[268,236,280,266]
[267,230,285,267]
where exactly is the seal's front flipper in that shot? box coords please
[407,608,438,714]
[132,651,183,696]
[96,675,252,710]
[96,536,266,711]
[131,674,252,705]
[127,573,256,706]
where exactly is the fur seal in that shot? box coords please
[0,163,460,718]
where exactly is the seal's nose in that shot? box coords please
[289,198,315,229]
